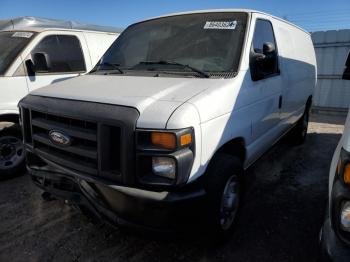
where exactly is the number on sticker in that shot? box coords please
[204,21,237,30]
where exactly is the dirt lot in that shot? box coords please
[0,114,346,262]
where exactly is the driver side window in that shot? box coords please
[250,19,279,79]
[14,34,86,76]
[31,35,86,74]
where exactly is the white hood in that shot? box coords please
[30,75,218,128]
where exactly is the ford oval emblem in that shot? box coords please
[49,130,72,146]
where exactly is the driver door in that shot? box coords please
[250,19,283,142]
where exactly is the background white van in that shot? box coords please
[0,17,122,176]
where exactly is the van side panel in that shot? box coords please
[82,32,118,68]
[272,18,316,126]
[188,14,317,178]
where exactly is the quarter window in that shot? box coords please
[31,35,86,73]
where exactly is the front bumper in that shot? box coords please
[29,161,206,231]
[320,218,350,262]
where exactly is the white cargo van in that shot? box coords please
[0,17,121,176]
[320,52,350,260]
[19,10,316,235]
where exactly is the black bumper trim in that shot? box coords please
[320,218,350,262]
[29,165,206,231]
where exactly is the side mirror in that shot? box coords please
[32,52,51,73]
[250,42,278,81]
[25,59,35,77]
[343,53,350,80]
[25,52,51,76]
[250,52,266,81]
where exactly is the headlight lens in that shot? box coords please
[152,157,176,179]
[136,127,194,186]
[341,201,350,232]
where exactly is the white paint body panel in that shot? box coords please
[328,110,350,199]
[327,110,350,220]
[28,10,316,182]
[0,29,118,115]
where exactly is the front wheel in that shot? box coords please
[289,108,309,145]
[0,124,26,179]
[205,153,243,239]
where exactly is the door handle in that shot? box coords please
[278,96,283,109]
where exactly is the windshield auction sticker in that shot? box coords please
[204,21,237,30]
[12,32,33,38]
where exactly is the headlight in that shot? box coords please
[152,157,176,179]
[332,147,350,242]
[341,201,350,232]
[136,128,195,186]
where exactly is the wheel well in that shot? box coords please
[0,114,19,124]
[215,137,246,163]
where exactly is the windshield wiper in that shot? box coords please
[91,62,124,74]
[138,60,210,78]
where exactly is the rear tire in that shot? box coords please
[204,153,243,240]
[0,124,26,179]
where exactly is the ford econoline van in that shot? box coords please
[19,10,316,235]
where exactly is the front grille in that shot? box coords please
[31,110,100,175]
[23,108,121,178]
[20,95,140,184]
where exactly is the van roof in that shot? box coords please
[0,16,123,34]
[138,9,310,35]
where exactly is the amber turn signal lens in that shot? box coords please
[151,132,176,149]
[344,163,350,184]
[180,133,192,146]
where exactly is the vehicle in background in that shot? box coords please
[320,52,350,261]
[0,17,121,177]
[19,10,316,236]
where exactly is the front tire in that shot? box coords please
[289,108,309,145]
[205,153,243,239]
[0,124,26,179]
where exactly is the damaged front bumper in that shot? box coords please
[28,157,206,231]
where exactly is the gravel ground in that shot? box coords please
[0,114,346,262]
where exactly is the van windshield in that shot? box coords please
[97,12,247,77]
[0,31,34,75]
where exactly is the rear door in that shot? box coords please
[21,33,88,92]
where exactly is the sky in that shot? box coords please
[0,0,350,32]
